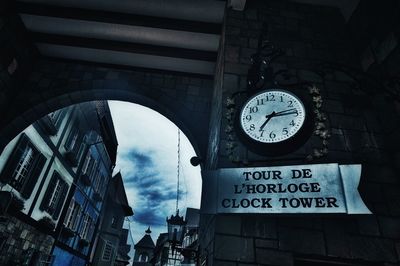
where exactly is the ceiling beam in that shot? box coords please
[21,14,220,52]
[36,43,216,75]
[17,0,226,23]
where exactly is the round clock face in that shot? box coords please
[240,89,306,143]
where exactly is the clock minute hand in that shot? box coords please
[274,108,297,115]
[259,111,276,131]
[274,108,298,117]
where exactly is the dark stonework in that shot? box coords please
[200,0,400,265]
[0,215,54,264]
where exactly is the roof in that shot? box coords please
[134,234,155,249]
[185,208,199,228]
[111,172,134,216]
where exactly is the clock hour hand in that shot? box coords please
[259,111,275,131]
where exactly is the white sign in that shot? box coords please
[201,164,371,214]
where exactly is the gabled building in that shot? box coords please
[51,101,118,265]
[0,100,118,265]
[91,172,133,266]
[152,208,200,266]
[181,208,199,266]
[115,228,132,266]
[133,227,156,265]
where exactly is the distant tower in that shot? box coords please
[133,227,155,265]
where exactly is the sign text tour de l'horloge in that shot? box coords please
[201,164,371,214]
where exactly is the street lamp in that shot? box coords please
[166,209,186,248]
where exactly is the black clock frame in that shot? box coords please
[235,88,315,156]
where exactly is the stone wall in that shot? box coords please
[0,58,214,158]
[200,1,400,265]
[0,215,54,265]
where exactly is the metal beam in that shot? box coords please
[36,43,216,75]
[18,0,226,23]
[21,14,220,52]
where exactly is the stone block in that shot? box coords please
[255,248,293,266]
[245,9,258,20]
[278,227,325,255]
[357,216,381,236]
[255,239,278,249]
[378,217,400,239]
[213,261,236,266]
[242,216,277,239]
[387,199,400,216]
[215,215,241,235]
[225,46,240,63]
[214,235,254,262]
[328,113,365,131]
[350,236,397,263]
[327,134,347,151]
[240,48,256,65]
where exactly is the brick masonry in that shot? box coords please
[0,57,214,158]
[0,215,54,264]
[200,1,400,265]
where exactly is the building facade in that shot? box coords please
[133,227,156,266]
[152,208,200,266]
[91,172,133,266]
[0,100,119,265]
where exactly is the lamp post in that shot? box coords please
[166,129,187,264]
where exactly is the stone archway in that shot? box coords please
[0,59,214,159]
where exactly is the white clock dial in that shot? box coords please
[240,89,306,143]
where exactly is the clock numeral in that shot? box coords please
[282,128,289,135]
[287,101,293,107]
[259,130,265,137]
[249,124,256,131]
[289,120,295,126]
[250,106,258,113]
[269,131,276,139]
[245,115,252,121]
[280,96,283,102]
[266,95,275,101]
[257,99,265,105]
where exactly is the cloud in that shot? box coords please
[108,100,202,244]
[134,210,166,227]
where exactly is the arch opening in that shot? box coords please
[0,99,202,266]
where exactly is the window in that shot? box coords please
[82,153,95,177]
[102,241,113,261]
[39,172,69,219]
[0,134,46,199]
[139,253,148,262]
[64,199,81,231]
[48,109,65,129]
[111,216,118,228]
[64,121,84,156]
[65,127,79,152]
[80,213,93,240]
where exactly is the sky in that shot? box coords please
[108,101,202,249]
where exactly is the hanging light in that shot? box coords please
[166,129,187,251]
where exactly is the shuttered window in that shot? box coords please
[102,241,113,261]
[65,121,83,155]
[80,214,94,240]
[0,134,46,199]
[64,199,81,231]
[48,109,65,130]
[39,172,69,219]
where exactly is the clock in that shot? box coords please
[237,89,312,155]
